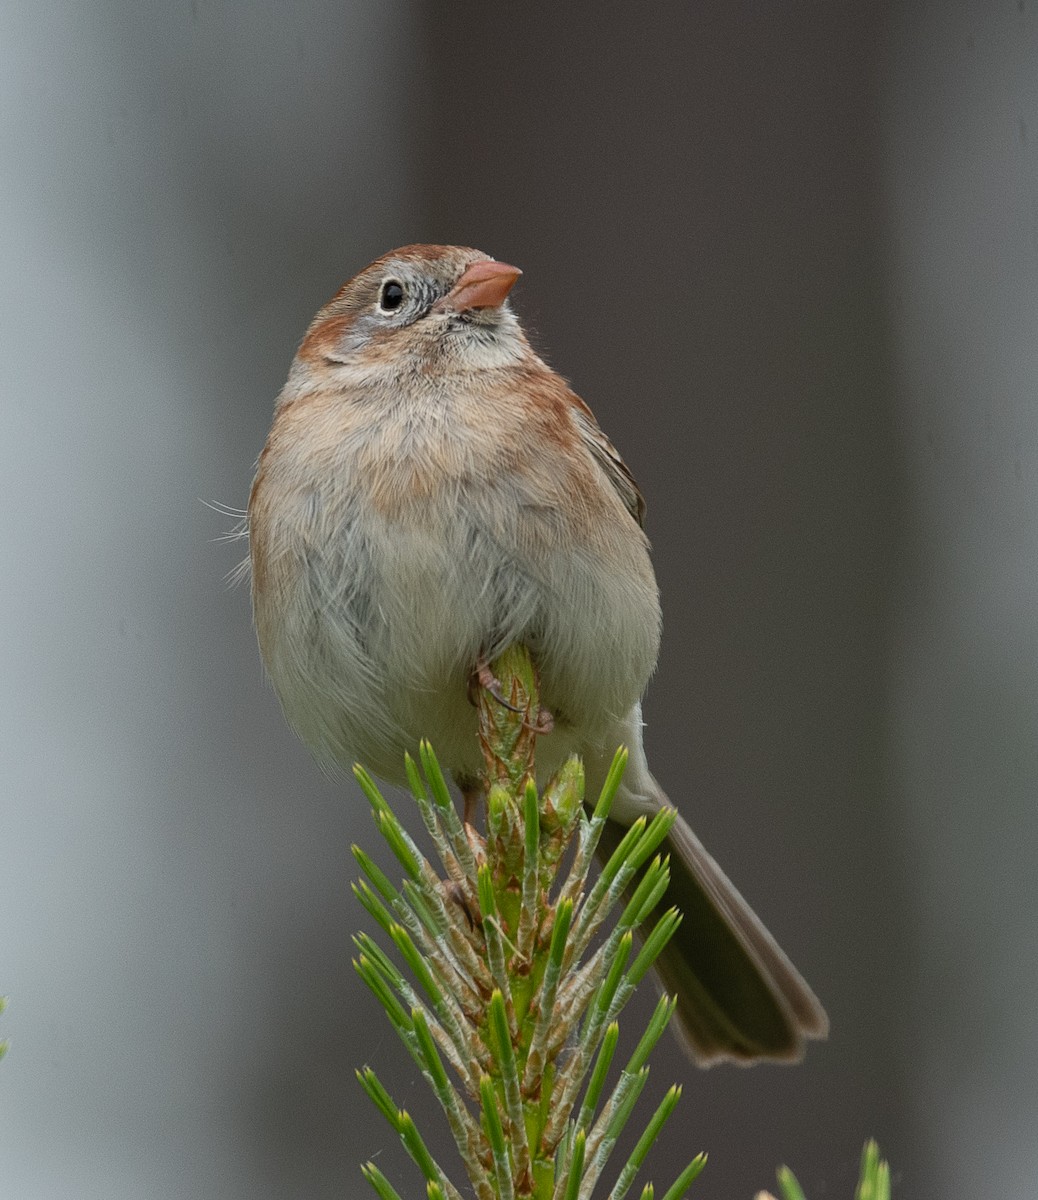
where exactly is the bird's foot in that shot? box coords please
[468,659,524,714]
[469,657,555,734]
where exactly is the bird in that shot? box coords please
[247,243,828,1065]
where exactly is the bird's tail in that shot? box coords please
[598,797,829,1065]
[582,703,828,1064]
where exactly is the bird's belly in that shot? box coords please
[253,477,660,786]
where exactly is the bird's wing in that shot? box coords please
[568,395,647,528]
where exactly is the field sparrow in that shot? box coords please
[248,244,828,1064]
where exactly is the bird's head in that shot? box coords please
[287,245,526,397]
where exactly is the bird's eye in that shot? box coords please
[378,280,405,312]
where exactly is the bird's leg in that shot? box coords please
[468,658,525,714]
[458,777,486,854]
[528,705,554,735]
[460,779,482,827]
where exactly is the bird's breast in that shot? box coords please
[249,374,660,780]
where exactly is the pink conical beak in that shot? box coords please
[433,260,522,313]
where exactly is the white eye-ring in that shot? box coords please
[378,279,405,312]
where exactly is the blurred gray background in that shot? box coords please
[2,2,1035,1197]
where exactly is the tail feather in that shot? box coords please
[597,808,828,1066]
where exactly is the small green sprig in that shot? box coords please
[352,644,703,1200]
[758,1140,890,1200]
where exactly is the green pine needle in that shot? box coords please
[775,1165,809,1200]
[356,1066,399,1127]
[562,1128,587,1200]
[628,995,678,1075]
[769,1141,890,1200]
[592,747,629,821]
[479,1074,514,1200]
[352,845,399,904]
[576,1021,620,1130]
[659,1154,707,1200]
[856,1140,891,1200]
[361,1161,405,1200]
[609,1085,682,1200]
[347,643,890,1200]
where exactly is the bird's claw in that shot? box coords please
[469,659,555,735]
[469,659,525,714]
